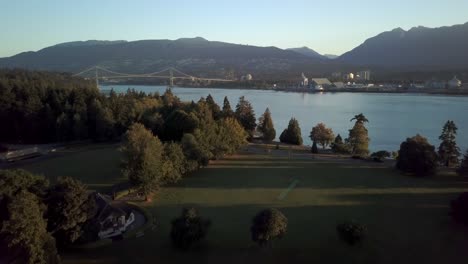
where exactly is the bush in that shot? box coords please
[331,134,351,154]
[457,149,468,177]
[450,192,468,225]
[396,134,438,177]
[370,150,391,162]
[170,208,211,250]
[250,208,287,246]
[311,141,318,154]
[336,221,366,246]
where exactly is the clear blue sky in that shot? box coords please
[1,0,468,57]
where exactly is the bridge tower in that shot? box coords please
[169,68,174,87]
[95,67,99,88]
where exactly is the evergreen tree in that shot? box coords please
[163,110,199,141]
[235,96,256,138]
[347,113,370,156]
[457,149,468,177]
[438,120,460,167]
[206,94,221,120]
[257,108,276,142]
[221,96,234,118]
[279,118,303,145]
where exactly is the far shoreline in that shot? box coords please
[100,83,468,97]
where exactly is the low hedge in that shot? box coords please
[113,188,137,200]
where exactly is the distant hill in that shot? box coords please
[324,54,339,59]
[0,37,335,79]
[287,47,328,60]
[338,22,468,69]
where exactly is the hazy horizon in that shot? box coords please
[2,0,468,58]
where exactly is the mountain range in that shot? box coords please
[1,22,468,79]
[339,22,468,69]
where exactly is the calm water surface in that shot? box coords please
[102,85,468,152]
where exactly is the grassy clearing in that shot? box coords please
[11,144,125,192]
[10,144,468,263]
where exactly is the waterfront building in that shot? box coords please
[344,73,354,80]
[425,79,446,89]
[357,70,371,81]
[333,82,345,89]
[310,78,332,91]
[301,73,309,87]
[448,76,462,88]
[331,72,342,79]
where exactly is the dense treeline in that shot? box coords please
[0,69,253,146]
[0,69,100,143]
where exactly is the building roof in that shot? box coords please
[333,82,345,88]
[311,78,332,85]
[94,193,127,222]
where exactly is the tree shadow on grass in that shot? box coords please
[64,191,468,264]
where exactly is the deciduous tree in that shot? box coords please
[251,208,287,247]
[396,134,438,177]
[310,123,335,149]
[121,123,164,197]
[170,208,211,250]
[46,177,96,245]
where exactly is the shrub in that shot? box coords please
[331,134,351,154]
[457,149,468,177]
[250,208,287,246]
[311,141,318,154]
[336,221,366,246]
[170,208,211,250]
[450,192,468,225]
[370,150,391,162]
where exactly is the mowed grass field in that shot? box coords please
[9,144,468,264]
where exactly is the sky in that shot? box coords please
[1,0,468,58]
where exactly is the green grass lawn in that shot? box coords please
[11,144,468,264]
[16,144,125,192]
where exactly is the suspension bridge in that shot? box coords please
[72,66,234,87]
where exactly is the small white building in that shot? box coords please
[448,76,462,88]
[301,73,309,87]
[94,193,136,239]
